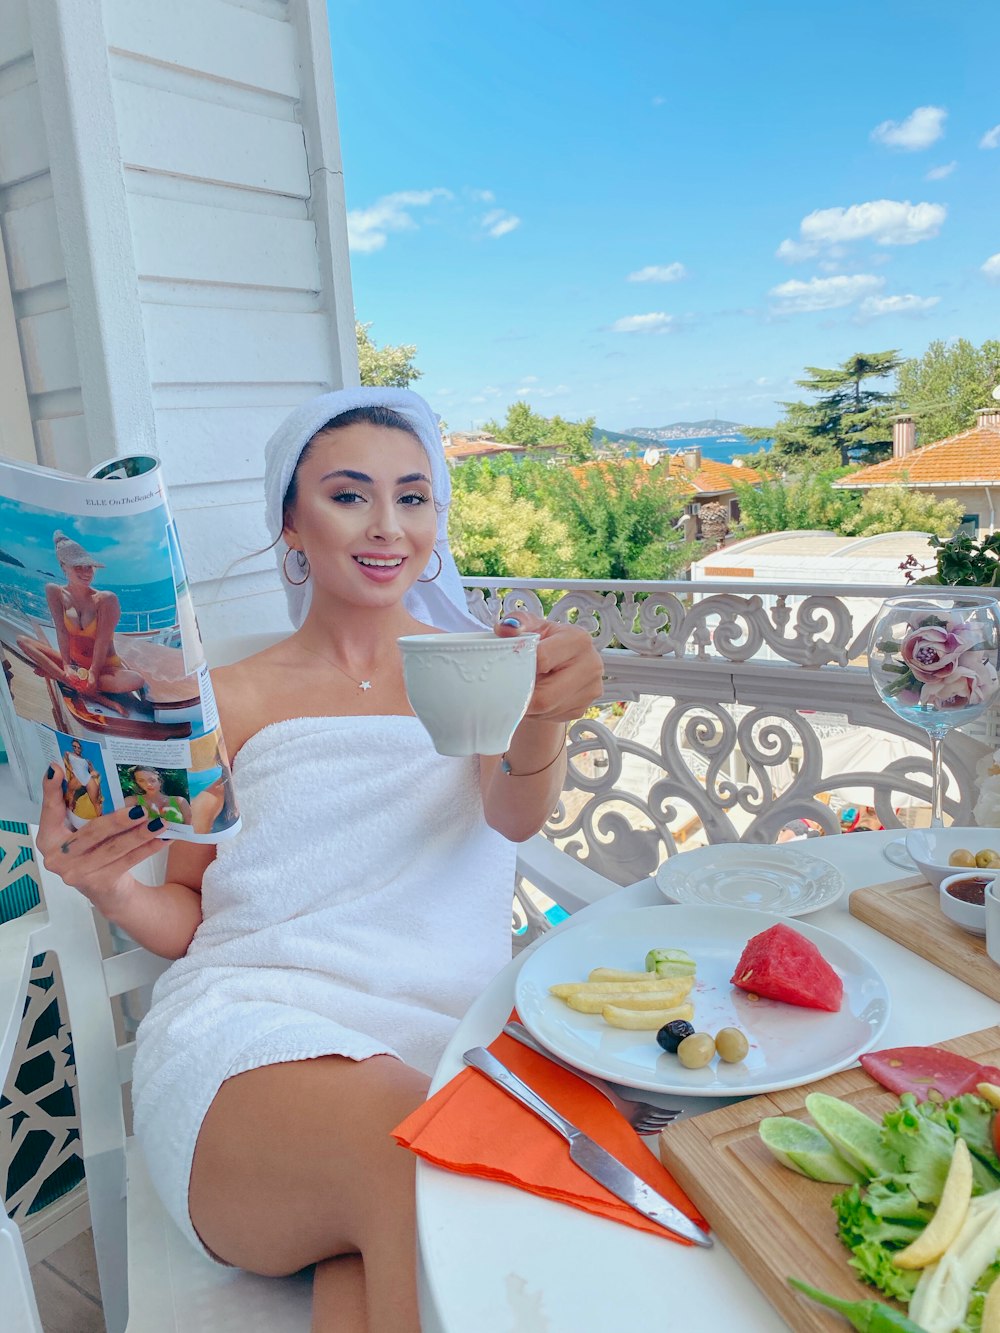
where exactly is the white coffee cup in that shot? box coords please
[398,631,539,757]
[986,878,1000,968]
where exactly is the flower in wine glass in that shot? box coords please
[899,620,980,682]
[917,652,998,709]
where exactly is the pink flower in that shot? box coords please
[900,622,980,682]
[918,651,999,709]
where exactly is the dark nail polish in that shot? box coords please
[147,817,164,832]
[129,805,145,820]
[500,617,521,628]
[46,766,54,780]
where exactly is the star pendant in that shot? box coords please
[360,680,372,691]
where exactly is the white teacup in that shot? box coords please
[987,878,1000,968]
[398,631,539,757]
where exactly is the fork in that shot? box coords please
[502,1022,682,1136]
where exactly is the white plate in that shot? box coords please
[514,904,890,1096]
[654,845,845,915]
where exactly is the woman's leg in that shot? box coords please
[188,1053,428,1333]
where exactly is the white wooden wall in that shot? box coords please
[0,0,358,637]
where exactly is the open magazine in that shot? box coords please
[0,452,240,843]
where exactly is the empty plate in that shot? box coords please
[655,845,845,916]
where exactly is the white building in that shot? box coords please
[0,0,356,638]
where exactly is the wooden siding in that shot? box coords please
[0,0,356,638]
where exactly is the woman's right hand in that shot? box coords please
[36,765,165,916]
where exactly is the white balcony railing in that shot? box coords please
[463,577,991,893]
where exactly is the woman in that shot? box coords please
[62,738,104,824]
[17,531,145,698]
[126,765,193,826]
[36,387,603,1333]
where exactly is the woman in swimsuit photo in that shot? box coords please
[16,530,145,699]
[122,764,193,827]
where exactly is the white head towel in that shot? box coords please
[263,387,480,631]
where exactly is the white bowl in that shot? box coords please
[905,828,1000,890]
[939,870,992,936]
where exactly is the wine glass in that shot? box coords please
[867,592,1000,867]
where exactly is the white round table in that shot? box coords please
[416,831,999,1332]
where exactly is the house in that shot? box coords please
[443,433,570,465]
[664,446,763,536]
[833,410,1000,535]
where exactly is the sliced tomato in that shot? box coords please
[859,1045,1000,1102]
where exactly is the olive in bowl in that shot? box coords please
[939,870,992,937]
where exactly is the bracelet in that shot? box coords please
[500,728,568,777]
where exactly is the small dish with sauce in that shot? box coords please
[939,870,994,936]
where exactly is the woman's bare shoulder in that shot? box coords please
[210,642,301,756]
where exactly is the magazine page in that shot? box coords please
[0,454,240,843]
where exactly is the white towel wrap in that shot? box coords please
[132,714,515,1261]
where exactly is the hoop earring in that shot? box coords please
[417,549,443,583]
[283,547,310,586]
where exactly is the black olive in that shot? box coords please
[656,1019,696,1053]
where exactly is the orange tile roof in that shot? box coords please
[833,424,1000,487]
[666,456,762,495]
[443,439,521,459]
[567,455,761,496]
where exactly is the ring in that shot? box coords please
[60,840,72,855]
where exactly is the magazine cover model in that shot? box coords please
[0,451,240,843]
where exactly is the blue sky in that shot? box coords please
[327,0,999,433]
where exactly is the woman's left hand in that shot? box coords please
[493,612,604,722]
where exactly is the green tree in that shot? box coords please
[843,486,963,538]
[448,475,574,578]
[483,401,596,462]
[896,338,1000,444]
[356,321,421,387]
[734,474,861,536]
[747,350,902,469]
[545,462,696,579]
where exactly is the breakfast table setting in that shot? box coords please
[410,827,1000,1333]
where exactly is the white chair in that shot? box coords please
[0,631,618,1331]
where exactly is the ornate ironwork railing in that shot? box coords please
[464,577,991,889]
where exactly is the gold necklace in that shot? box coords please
[299,643,376,692]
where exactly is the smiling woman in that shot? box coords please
[34,386,604,1333]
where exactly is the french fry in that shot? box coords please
[602,1002,694,1030]
[588,968,652,982]
[549,977,692,998]
[563,979,693,1013]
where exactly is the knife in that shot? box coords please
[462,1045,712,1248]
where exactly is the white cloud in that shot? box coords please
[983,254,1000,280]
[520,375,539,385]
[347,188,452,253]
[925,161,957,180]
[627,263,687,283]
[482,209,521,238]
[611,312,675,333]
[768,274,884,314]
[857,293,941,317]
[778,199,946,259]
[871,105,947,150]
[470,188,495,202]
[981,125,1000,150]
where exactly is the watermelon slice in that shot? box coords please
[859,1045,1000,1101]
[730,923,843,1012]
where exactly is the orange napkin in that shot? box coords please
[392,1017,708,1244]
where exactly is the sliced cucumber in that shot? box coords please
[804,1093,896,1180]
[644,947,696,977]
[759,1116,866,1184]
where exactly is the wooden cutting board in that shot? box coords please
[849,874,1000,1002]
[658,1025,1000,1333]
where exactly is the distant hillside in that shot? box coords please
[625,419,746,441]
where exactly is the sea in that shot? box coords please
[0,563,178,635]
[621,433,765,464]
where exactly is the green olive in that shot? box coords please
[975,848,1000,868]
[949,849,976,867]
[677,1032,716,1069]
[715,1027,749,1063]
